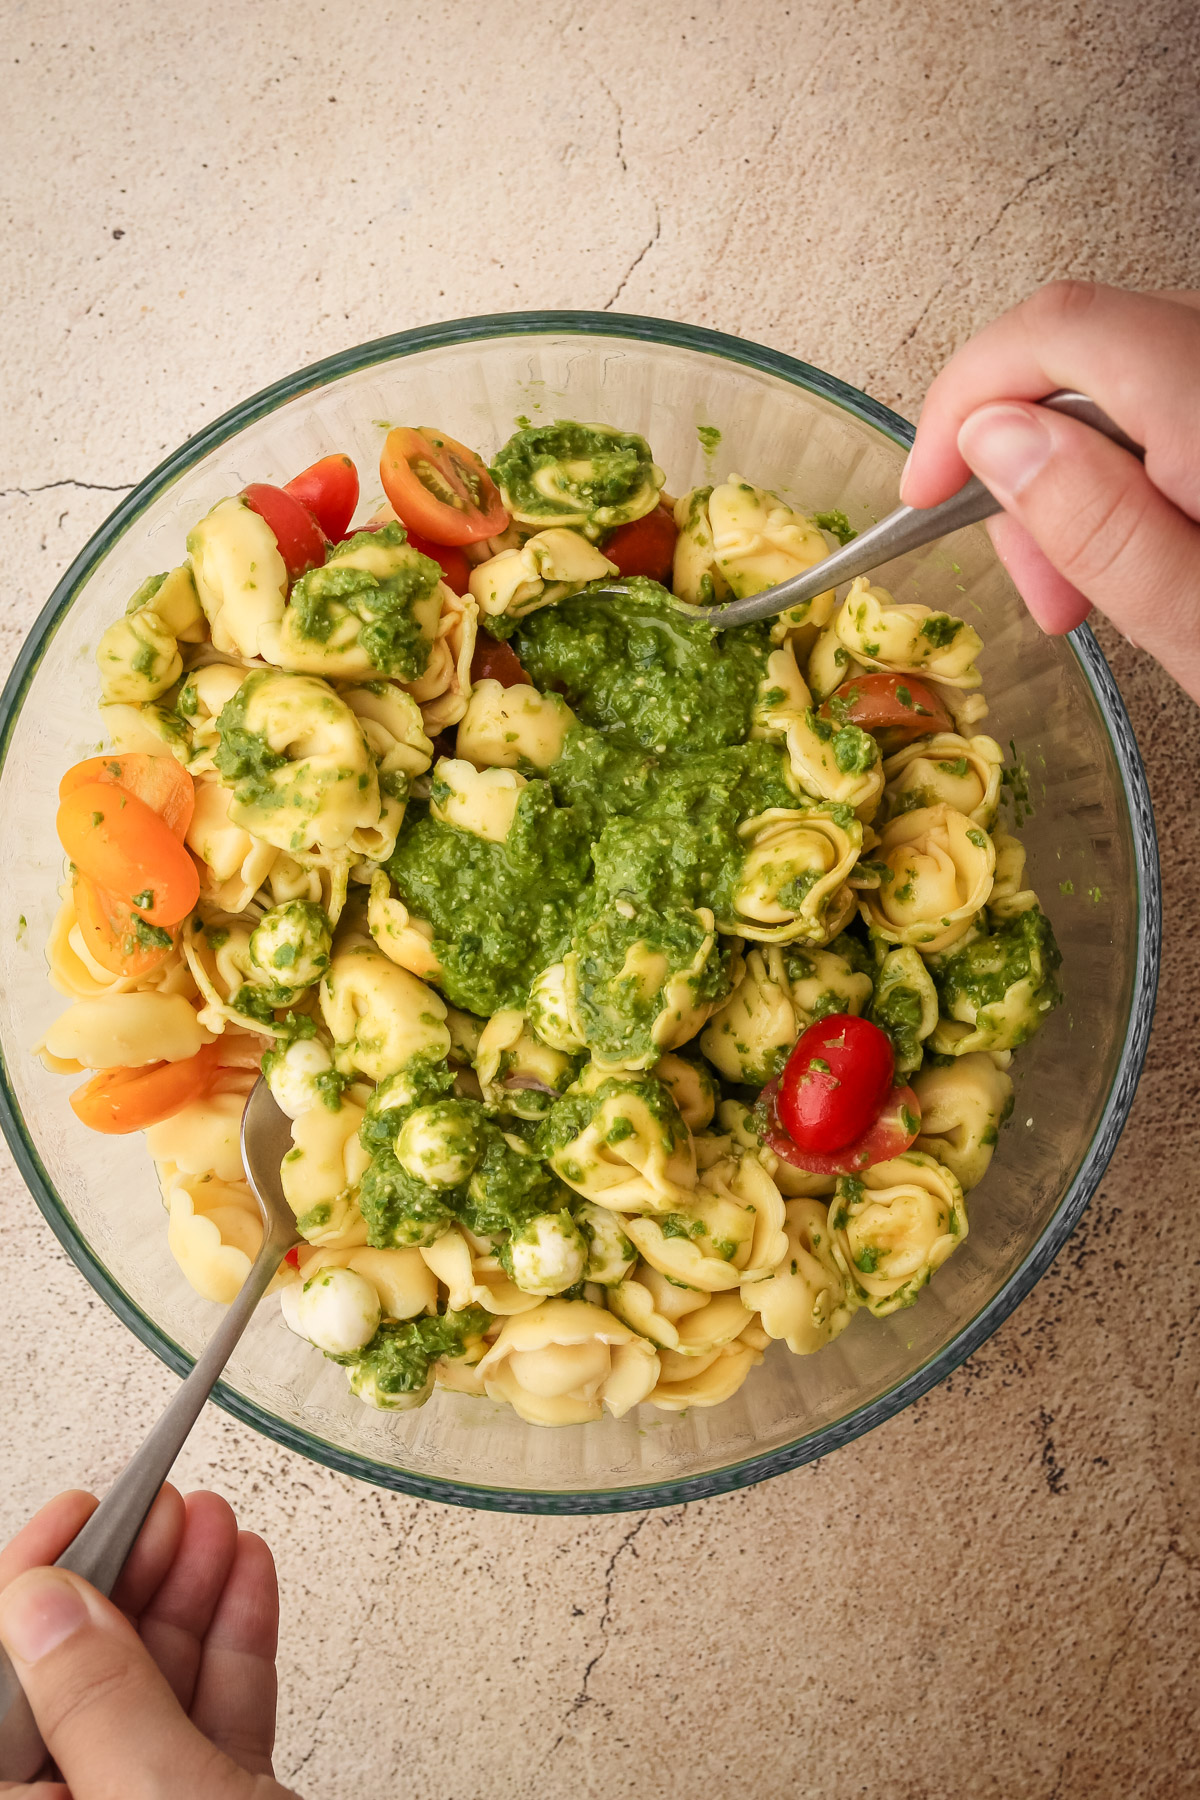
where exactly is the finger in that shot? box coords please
[136,1490,239,1713]
[110,1482,186,1621]
[901,283,1200,513]
[189,1532,280,1777]
[0,1494,97,1590]
[0,1784,70,1797]
[956,400,1200,701]
[0,1567,253,1799]
[984,513,1093,634]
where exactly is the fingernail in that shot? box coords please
[958,403,1053,503]
[0,1571,88,1663]
[898,449,913,498]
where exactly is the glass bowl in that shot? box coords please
[0,314,1159,1513]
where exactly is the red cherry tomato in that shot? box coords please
[241,483,329,581]
[602,504,678,583]
[763,1080,921,1176]
[776,1014,895,1153]
[470,631,531,688]
[379,426,509,546]
[403,527,471,596]
[284,454,360,542]
[818,673,953,747]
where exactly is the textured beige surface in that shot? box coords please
[3,1,1199,1794]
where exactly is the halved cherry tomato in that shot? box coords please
[284,1245,302,1270]
[57,783,199,926]
[73,874,176,978]
[402,526,471,596]
[776,1014,895,1152]
[819,673,952,747]
[762,1077,921,1176]
[284,454,359,542]
[379,427,509,546]
[242,482,329,581]
[70,1042,222,1134]
[470,631,531,688]
[60,753,194,840]
[602,503,678,583]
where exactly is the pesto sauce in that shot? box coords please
[933,907,1062,1027]
[385,782,591,1015]
[514,580,770,752]
[336,1308,489,1392]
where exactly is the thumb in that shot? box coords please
[0,1566,253,1799]
[957,400,1200,701]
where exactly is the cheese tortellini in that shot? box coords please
[835,578,983,688]
[45,412,1060,1432]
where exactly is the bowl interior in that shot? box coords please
[0,321,1155,1510]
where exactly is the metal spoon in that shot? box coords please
[597,390,1144,630]
[0,1076,297,1782]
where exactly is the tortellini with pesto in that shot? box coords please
[468,529,617,629]
[491,420,664,540]
[835,578,983,688]
[859,803,995,953]
[45,414,1060,1432]
[672,477,834,625]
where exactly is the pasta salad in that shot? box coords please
[36,418,1061,1426]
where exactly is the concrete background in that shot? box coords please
[3,1,1198,1793]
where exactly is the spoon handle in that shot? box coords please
[0,1225,292,1782]
[698,390,1144,630]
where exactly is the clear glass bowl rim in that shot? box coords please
[0,309,1161,1514]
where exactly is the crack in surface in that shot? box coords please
[283,1593,382,1786]
[604,209,661,310]
[0,478,134,497]
[546,1514,653,1755]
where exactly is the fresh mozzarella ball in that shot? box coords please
[507,1212,587,1296]
[281,1266,380,1355]
[266,1038,335,1120]
[249,901,332,992]
[395,1101,481,1188]
[574,1201,636,1286]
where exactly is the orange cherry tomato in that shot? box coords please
[73,874,176,978]
[402,526,471,596]
[57,783,199,926]
[60,753,194,840]
[379,427,509,546]
[470,631,530,688]
[242,482,329,581]
[284,454,360,542]
[70,1042,222,1134]
[818,673,953,747]
[602,503,677,583]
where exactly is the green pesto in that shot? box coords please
[869,978,925,1070]
[814,510,856,546]
[696,424,722,455]
[491,419,659,537]
[932,907,1062,1035]
[385,781,591,1015]
[536,1073,689,1164]
[917,614,962,649]
[213,679,288,807]
[462,1130,568,1238]
[514,580,771,752]
[125,571,169,614]
[358,1147,458,1247]
[287,524,438,679]
[131,914,173,952]
[334,1308,489,1393]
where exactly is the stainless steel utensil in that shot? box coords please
[593,390,1143,630]
[0,1076,297,1781]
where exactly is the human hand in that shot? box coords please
[900,282,1200,703]
[0,1486,302,1798]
